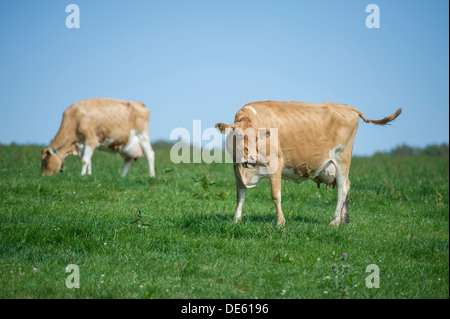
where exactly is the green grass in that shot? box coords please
[0,144,448,298]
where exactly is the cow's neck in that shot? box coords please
[49,134,78,160]
[49,141,77,160]
[48,116,80,159]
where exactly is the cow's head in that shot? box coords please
[215,117,271,168]
[41,148,64,176]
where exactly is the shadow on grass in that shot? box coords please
[178,211,324,239]
[241,213,322,225]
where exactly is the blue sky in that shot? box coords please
[0,0,448,155]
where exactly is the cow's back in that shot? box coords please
[67,98,149,143]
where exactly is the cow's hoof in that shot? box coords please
[329,219,342,227]
[277,218,286,227]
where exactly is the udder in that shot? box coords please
[315,161,337,189]
[121,136,143,160]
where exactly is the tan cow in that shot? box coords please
[216,101,401,226]
[41,98,156,177]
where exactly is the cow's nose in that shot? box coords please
[248,154,258,163]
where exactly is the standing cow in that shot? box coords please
[215,101,401,226]
[41,98,156,177]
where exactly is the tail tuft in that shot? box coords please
[364,108,402,126]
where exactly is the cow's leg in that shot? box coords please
[87,159,92,175]
[232,164,246,223]
[80,143,95,176]
[121,159,133,177]
[234,185,246,223]
[342,179,351,223]
[270,170,285,226]
[330,129,357,226]
[136,132,155,178]
[329,165,350,226]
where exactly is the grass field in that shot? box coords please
[0,144,448,299]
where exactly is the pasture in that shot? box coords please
[0,144,448,299]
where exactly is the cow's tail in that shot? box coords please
[351,107,402,126]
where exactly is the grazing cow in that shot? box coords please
[215,101,401,226]
[41,98,156,177]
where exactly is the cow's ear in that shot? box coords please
[41,148,51,158]
[41,148,51,163]
[215,122,229,134]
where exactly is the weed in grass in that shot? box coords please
[215,190,229,200]
[272,253,294,264]
[181,250,200,278]
[131,207,151,229]
[192,171,215,199]
[435,188,443,206]
[377,179,409,201]
[159,168,174,184]
[330,253,351,298]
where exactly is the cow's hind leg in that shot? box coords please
[137,132,156,178]
[121,158,133,177]
[329,166,350,226]
[342,180,350,223]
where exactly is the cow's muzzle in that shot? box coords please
[242,161,254,168]
[242,156,258,168]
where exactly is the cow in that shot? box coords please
[41,98,156,178]
[215,101,401,226]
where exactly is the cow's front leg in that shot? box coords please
[234,185,246,223]
[270,171,285,226]
[81,144,94,176]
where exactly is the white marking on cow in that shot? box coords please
[81,145,93,176]
[329,144,345,159]
[235,187,246,222]
[244,105,257,115]
[247,169,264,188]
